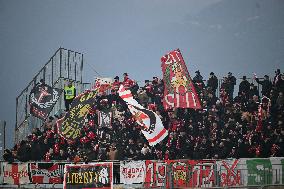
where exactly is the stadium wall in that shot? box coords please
[0,157,283,188]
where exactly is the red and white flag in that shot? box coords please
[3,163,29,185]
[118,85,168,146]
[30,163,62,184]
[92,77,113,94]
[161,49,202,110]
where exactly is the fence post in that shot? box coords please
[59,48,62,78]
[80,53,83,83]
[67,50,70,79]
[51,57,54,86]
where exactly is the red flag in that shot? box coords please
[161,49,202,109]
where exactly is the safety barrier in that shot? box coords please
[0,158,283,188]
[14,48,91,144]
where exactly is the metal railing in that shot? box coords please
[14,48,89,144]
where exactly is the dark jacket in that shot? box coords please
[239,80,250,95]
[256,78,272,97]
[207,75,218,92]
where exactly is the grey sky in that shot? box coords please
[0,0,283,147]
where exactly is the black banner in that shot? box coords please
[58,90,98,140]
[63,163,113,189]
[29,84,63,120]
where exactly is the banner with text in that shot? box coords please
[63,162,113,189]
[58,89,98,140]
[161,49,202,110]
[144,160,216,188]
[30,163,64,184]
[120,161,145,184]
[3,163,29,185]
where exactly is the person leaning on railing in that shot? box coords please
[255,75,272,97]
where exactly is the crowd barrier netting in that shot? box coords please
[0,157,283,188]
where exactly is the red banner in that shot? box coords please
[3,163,29,185]
[144,160,215,188]
[30,163,63,184]
[218,159,241,187]
[161,49,202,110]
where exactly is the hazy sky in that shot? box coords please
[0,0,283,147]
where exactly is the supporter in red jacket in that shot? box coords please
[123,73,134,89]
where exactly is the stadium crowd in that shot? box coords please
[3,69,284,163]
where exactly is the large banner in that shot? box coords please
[161,49,202,110]
[29,84,63,120]
[217,159,242,187]
[0,158,284,186]
[98,111,112,128]
[30,163,64,184]
[3,163,29,185]
[120,161,145,184]
[118,85,168,146]
[144,160,216,188]
[58,89,98,140]
[63,163,113,189]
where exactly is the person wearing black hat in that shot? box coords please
[112,76,121,91]
[227,72,236,100]
[255,75,272,97]
[207,72,218,96]
[239,76,250,97]
[273,69,284,93]
[193,70,205,91]
[193,70,203,82]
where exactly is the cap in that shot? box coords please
[210,72,214,75]
[228,72,232,75]
[195,70,200,74]
[114,76,119,80]
[123,73,128,76]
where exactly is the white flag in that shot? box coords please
[118,85,168,146]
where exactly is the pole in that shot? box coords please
[51,57,54,86]
[67,50,70,79]
[60,48,62,78]
[81,53,83,83]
